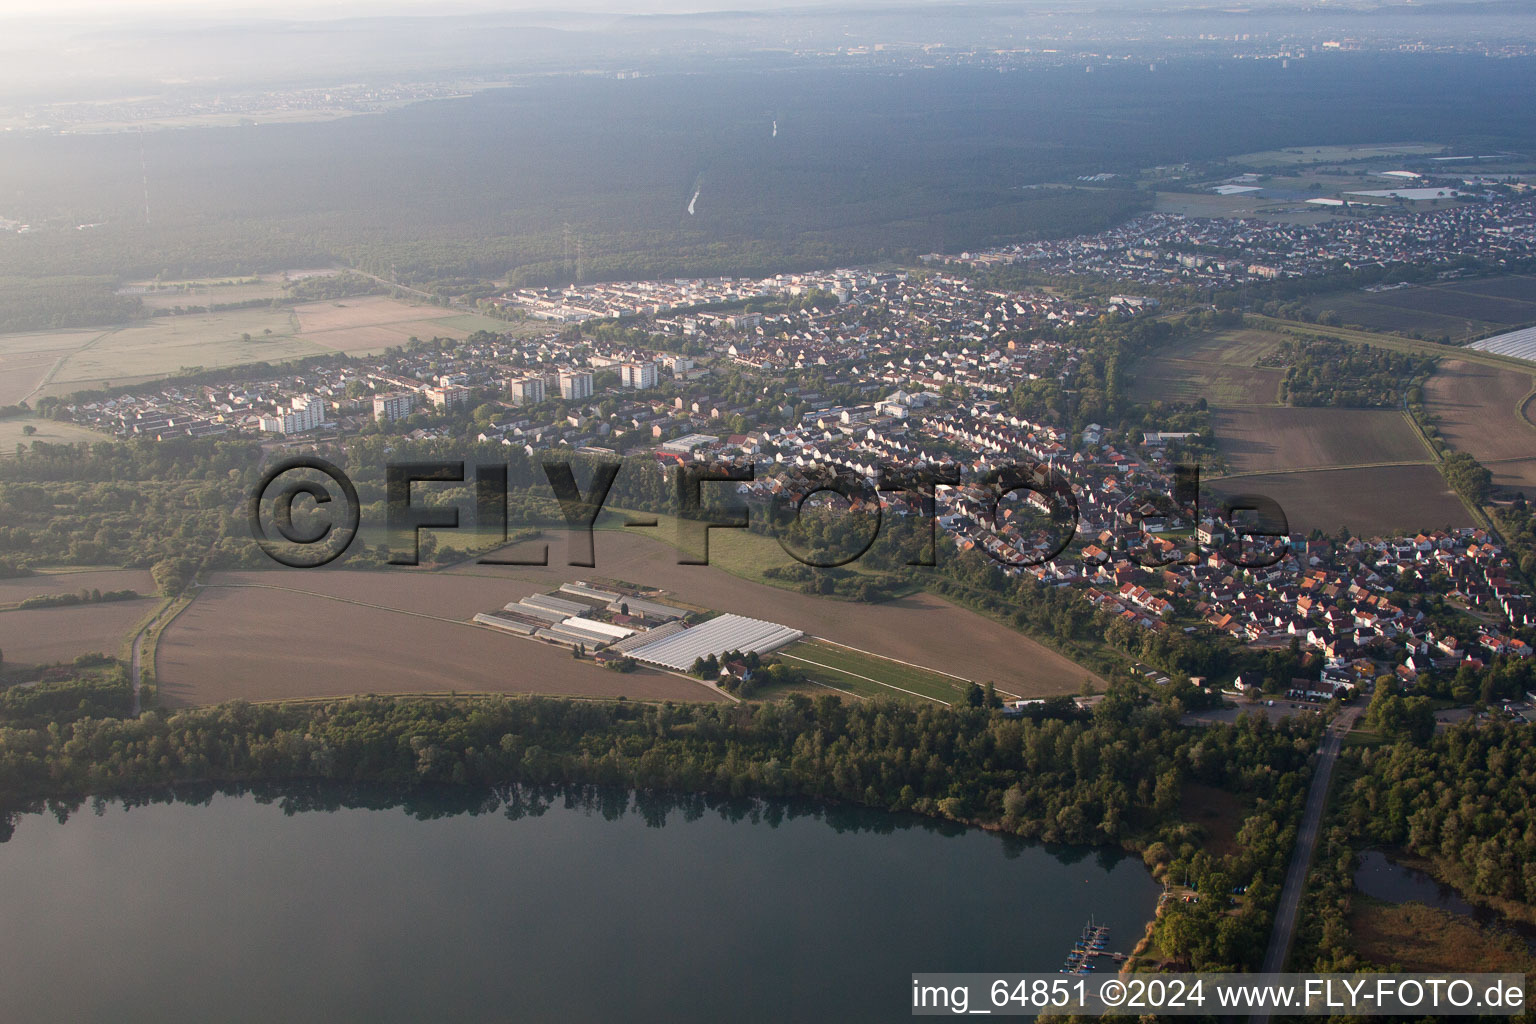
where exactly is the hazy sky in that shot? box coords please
[0,0,880,16]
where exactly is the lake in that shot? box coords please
[0,787,1158,1023]
[1355,849,1536,949]
[1355,849,1478,916]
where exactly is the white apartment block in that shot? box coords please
[259,394,327,435]
[621,361,658,390]
[372,391,419,422]
[426,384,472,411]
[559,370,593,401]
[508,377,546,405]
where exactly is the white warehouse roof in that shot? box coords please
[1470,325,1536,363]
[625,613,803,671]
[561,616,635,640]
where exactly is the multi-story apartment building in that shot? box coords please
[372,391,419,422]
[621,361,658,390]
[507,377,547,406]
[426,384,472,411]
[559,370,593,401]
[258,395,328,435]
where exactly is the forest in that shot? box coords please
[1341,722,1536,905]
[1262,337,1437,409]
[1296,720,1536,979]
[0,274,143,333]
[6,54,1536,330]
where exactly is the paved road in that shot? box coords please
[1250,706,1360,1024]
[129,617,148,716]
[130,601,173,716]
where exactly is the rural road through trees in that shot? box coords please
[130,600,176,716]
[130,614,150,716]
[347,268,474,312]
[1249,704,1361,1024]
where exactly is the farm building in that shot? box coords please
[609,596,688,621]
[472,611,539,635]
[521,593,592,617]
[624,613,803,671]
[557,582,687,620]
[559,582,622,604]
[1469,324,1536,363]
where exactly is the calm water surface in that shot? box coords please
[1355,849,1536,949]
[0,788,1158,1023]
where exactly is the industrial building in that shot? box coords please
[469,585,790,670]
[623,614,802,671]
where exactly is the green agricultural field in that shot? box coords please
[17,293,518,400]
[0,328,114,405]
[0,416,111,453]
[431,312,520,335]
[291,296,512,355]
[1246,315,1536,373]
[1207,464,1471,536]
[775,638,981,705]
[593,506,919,592]
[1305,294,1498,342]
[1213,406,1430,475]
[38,309,325,397]
[1132,359,1282,406]
[1129,327,1286,406]
[1176,328,1285,365]
[1305,275,1536,342]
[594,507,805,586]
[1152,192,1287,218]
[128,274,293,311]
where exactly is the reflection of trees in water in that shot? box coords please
[3,781,1127,871]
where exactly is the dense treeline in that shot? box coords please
[1340,723,1536,905]
[1297,722,1536,978]
[0,274,142,332]
[9,55,1532,316]
[1262,337,1436,408]
[13,588,137,610]
[0,221,333,283]
[1496,500,1536,579]
[0,665,132,727]
[284,272,385,302]
[1442,451,1494,506]
[0,689,1208,829]
[0,438,269,569]
[0,688,1318,969]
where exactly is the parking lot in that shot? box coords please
[1182,698,1329,727]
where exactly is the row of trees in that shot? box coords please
[1442,451,1494,506]
[0,688,1314,945]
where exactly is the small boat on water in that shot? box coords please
[1058,918,1112,973]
